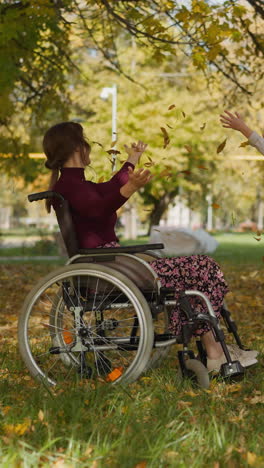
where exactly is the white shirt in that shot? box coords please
[248,131,264,155]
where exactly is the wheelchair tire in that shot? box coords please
[179,359,210,389]
[18,263,154,387]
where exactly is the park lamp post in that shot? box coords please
[100,84,117,172]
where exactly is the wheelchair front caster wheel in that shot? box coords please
[178,358,210,389]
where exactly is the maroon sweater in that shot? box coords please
[51,162,134,248]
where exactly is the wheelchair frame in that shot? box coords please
[18,190,247,388]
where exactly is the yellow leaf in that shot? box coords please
[217,138,227,153]
[247,452,257,466]
[168,104,175,110]
[212,203,220,209]
[38,410,44,422]
[98,176,105,183]
[160,127,170,149]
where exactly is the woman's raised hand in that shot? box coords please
[120,166,152,198]
[124,140,148,165]
[220,110,253,139]
[127,166,152,189]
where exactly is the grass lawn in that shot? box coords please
[0,234,263,467]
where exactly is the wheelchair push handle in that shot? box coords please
[28,191,65,203]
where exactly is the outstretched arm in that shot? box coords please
[220,111,253,139]
[220,110,264,155]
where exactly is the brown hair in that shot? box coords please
[43,122,91,213]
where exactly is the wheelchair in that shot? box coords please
[18,191,248,389]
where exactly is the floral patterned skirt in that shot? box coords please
[96,242,229,337]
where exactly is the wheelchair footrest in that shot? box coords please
[220,360,245,378]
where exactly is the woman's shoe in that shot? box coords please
[227,343,259,359]
[207,348,258,373]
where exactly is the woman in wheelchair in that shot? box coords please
[41,121,258,376]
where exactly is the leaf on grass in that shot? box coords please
[106,149,121,155]
[217,138,227,153]
[177,400,192,408]
[239,140,249,147]
[247,452,258,466]
[168,104,176,110]
[248,395,264,404]
[212,203,220,209]
[160,127,170,149]
[134,462,147,468]
[200,123,206,130]
[38,410,44,422]
[92,141,103,148]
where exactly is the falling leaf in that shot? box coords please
[98,176,105,183]
[239,140,249,147]
[217,138,227,153]
[184,145,193,153]
[143,209,152,212]
[197,165,208,170]
[160,127,170,149]
[178,170,191,176]
[144,162,154,168]
[212,203,220,209]
[253,237,261,242]
[154,229,160,232]
[38,410,44,422]
[182,111,186,118]
[166,124,174,129]
[168,104,175,110]
[111,140,117,148]
[106,149,121,155]
[147,156,153,162]
[92,141,103,148]
[200,122,206,130]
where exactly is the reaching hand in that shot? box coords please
[124,140,148,164]
[219,110,253,139]
[127,166,152,189]
[220,110,245,131]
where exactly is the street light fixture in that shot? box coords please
[100,84,117,171]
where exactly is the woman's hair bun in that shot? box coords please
[45,160,60,170]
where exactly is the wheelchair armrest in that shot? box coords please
[77,243,164,255]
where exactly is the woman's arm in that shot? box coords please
[220,110,264,156]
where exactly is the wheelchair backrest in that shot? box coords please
[28,191,79,257]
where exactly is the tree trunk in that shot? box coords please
[147,192,177,235]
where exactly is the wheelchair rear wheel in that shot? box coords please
[18,264,154,387]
